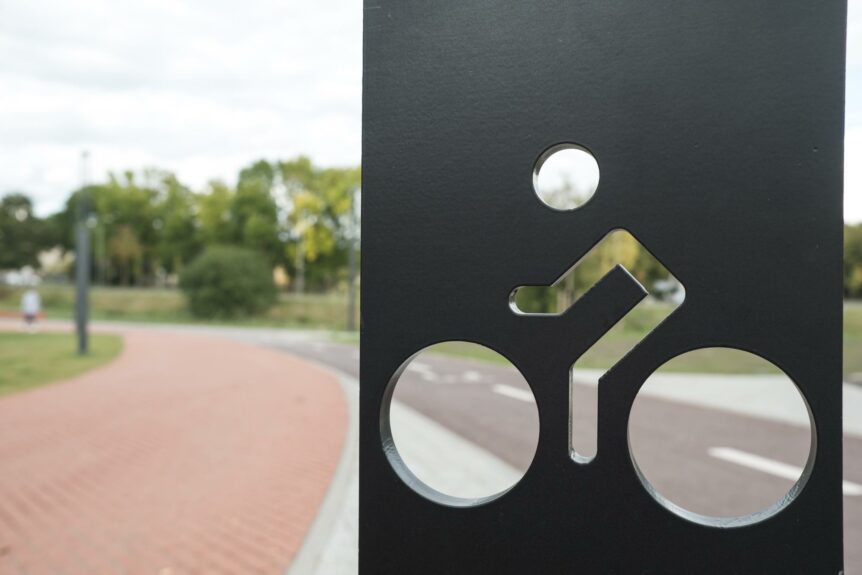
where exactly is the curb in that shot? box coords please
[285,370,358,575]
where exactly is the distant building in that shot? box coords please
[0,266,40,286]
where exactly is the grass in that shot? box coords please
[843,301,862,378]
[412,301,773,374]
[0,284,358,330]
[422,334,782,374]
[0,332,123,396]
[422,303,862,376]
[3,284,862,376]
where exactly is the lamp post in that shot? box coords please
[346,187,360,332]
[293,220,308,295]
[74,151,91,355]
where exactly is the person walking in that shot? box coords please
[21,287,41,332]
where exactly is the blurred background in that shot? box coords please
[0,1,861,574]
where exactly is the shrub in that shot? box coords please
[180,246,276,318]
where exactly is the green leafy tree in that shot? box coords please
[179,246,276,318]
[197,181,237,246]
[45,157,362,292]
[548,231,641,310]
[279,157,360,291]
[109,225,143,285]
[156,175,200,274]
[234,170,280,262]
[845,224,862,297]
[0,193,53,270]
[60,172,160,285]
[239,159,276,191]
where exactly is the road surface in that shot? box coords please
[267,337,862,572]
[16,320,857,570]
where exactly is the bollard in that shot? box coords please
[361,1,847,572]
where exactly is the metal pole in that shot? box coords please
[75,151,90,355]
[346,188,358,331]
[95,223,106,285]
[294,236,305,295]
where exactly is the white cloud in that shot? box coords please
[847,0,862,221]
[0,0,860,219]
[0,0,362,215]
[847,127,862,223]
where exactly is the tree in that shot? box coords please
[179,246,276,318]
[156,175,200,274]
[59,171,177,285]
[845,224,862,297]
[0,193,52,270]
[550,230,641,310]
[109,225,143,285]
[279,157,360,291]
[233,172,280,262]
[512,230,672,313]
[36,157,362,292]
[197,181,237,246]
[239,159,276,191]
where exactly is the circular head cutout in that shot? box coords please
[381,342,540,507]
[628,348,814,526]
[533,143,600,210]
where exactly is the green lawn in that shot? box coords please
[3,284,862,377]
[0,284,357,330]
[843,302,862,378]
[423,303,862,376]
[427,340,782,374]
[0,332,123,396]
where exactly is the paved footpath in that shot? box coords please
[0,328,347,575]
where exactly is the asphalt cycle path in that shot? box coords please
[275,337,862,572]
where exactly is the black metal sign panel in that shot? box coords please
[361,1,847,572]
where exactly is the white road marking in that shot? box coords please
[408,362,431,372]
[407,362,439,383]
[462,370,482,383]
[708,447,862,497]
[492,384,535,403]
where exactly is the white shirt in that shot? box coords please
[21,290,41,315]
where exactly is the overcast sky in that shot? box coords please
[1,1,861,220]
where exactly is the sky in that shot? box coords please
[0,0,860,219]
[0,0,362,216]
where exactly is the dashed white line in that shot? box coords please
[462,370,482,383]
[407,362,432,372]
[708,447,862,497]
[406,362,439,382]
[492,384,535,403]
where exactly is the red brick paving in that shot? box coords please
[0,330,347,574]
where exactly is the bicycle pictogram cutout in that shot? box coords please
[516,144,686,464]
